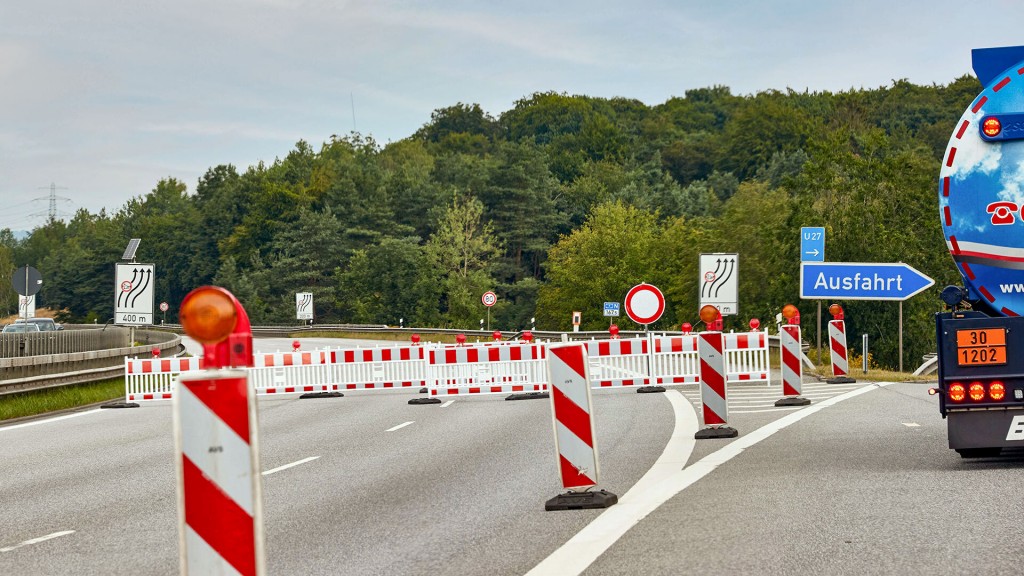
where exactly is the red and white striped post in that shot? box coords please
[776,304,810,407]
[173,286,265,576]
[545,342,617,510]
[695,305,738,439]
[826,304,857,384]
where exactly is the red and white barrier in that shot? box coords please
[649,335,699,385]
[828,320,851,378]
[776,324,810,406]
[249,350,333,396]
[723,331,770,384]
[698,332,728,426]
[125,356,201,402]
[326,345,428,391]
[586,337,651,387]
[427,343,548,397]
[174,370,265,576]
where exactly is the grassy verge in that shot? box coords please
[0,378,124,422]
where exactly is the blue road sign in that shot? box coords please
[801,227,825,262]
[800,262,935,301]
[603,302,620,317]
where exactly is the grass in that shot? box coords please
[0,378,124,422]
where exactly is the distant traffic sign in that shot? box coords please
[624,283,665,325]
[800,262,934,301]
[12,266,42,296]
[482,291,497,307]
[115,263,155,325]
[296,292,313,320]
[699,253,738,315]
[801,227,825,262]
[603,302,620,317]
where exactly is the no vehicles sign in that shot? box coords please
[115,263,155,326]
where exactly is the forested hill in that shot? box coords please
[0,77,982,368]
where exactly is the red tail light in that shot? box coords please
[989,381,1006,401]
[969,382,986,401]
[949,383,966,402]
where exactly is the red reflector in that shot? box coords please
[949,383,966,402]
[969,382,986,401]
[983,117,1002,137]
[989,381,1006,401]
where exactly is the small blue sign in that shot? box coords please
[800,262,934,301]
[603,302,620,317]
[801,227,825,262]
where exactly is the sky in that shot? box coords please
[2,0,1024,232]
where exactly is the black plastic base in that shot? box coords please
[637,386,666,394]
[695,426,739,439]
[775,396,811,407]
[419,387,428,393]
[409,397,443,405]
[826,376,857,384]
[506,392,549,401]
[545,489,618,511]
[100,402,140,409]
[300,392,344,399]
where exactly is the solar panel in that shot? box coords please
[123,238,141,261]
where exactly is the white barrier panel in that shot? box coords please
[586,338,651,387]
[427,343,547,397]
[326,345,428,391]
[125,357,201,402]
[723,331,770,385]
[650,335,699,385]
[249,351,332,396]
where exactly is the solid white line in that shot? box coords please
[902,422,921,428]
[526,382,893,576]
[440,400,455,408]
[386,421,414,432]
[0,409,103,432]
[0,530,75,553]
[730,407,803,414]
[262,456,320,476]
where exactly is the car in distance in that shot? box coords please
[13,318,62,331]
[3,323,41,333]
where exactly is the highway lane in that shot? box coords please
[0,379,676,575]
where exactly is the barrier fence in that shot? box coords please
[123,331,772,403]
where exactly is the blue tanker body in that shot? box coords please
[935,45,1024,457]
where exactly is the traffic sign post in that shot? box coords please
[699,254,738,315]
[603,302,620,327]
[624,283,665,327]
[12,266,42,323]
[481,291,497,331]
[115,263,155,326]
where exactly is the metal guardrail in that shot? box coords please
[0,325,132,358]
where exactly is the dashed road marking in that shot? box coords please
[386,421,414,432]
[1,530,75,553]
[263,456,320,476]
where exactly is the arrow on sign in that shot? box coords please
[804,249,820,258]
[800,262,934,301]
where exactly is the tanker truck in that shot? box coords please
[934,45,1024,457]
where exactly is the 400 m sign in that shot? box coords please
[115,263,155,326]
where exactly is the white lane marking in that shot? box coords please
[262,456,320,476]
[902,422,921,428]
[440,400,455,408]
[0,530,76,553]
[0,409,103,432]
[386,421,414,432]
[526,382,893,576]
[731,407,803,414]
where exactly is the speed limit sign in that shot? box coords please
[482,291,497,307]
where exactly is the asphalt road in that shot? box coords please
[2,339,1021,575]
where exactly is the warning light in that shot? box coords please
[492,330,502,341]
[828,303,844,320]
[180,286,238,344]
[292,340,301,352]
[699,305,718,324]
[521,330,534,342]
[609,324,620,339]
[411,333,421,345]
[948,382,966,402]
[983,117,1002,137]
[782,304,800,325]
[680,322,692,334]
[748,318,760,331]
[456,333,466,345]
[969,382,986,402]
[989,381,1006,401]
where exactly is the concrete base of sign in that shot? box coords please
[300,392,344,399]
[695,426,738,440]
[775,396,811,407]
[545,489,618,511]
[826,376,857,384]
[636,385,666,394]
[100,401,140,409]
[506,392,549,401]
[409,397,442,405]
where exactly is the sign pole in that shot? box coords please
[899,301,904,373]
[817,301,822,363]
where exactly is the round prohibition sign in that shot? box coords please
[624,283,665,325]
[481,291,497,307]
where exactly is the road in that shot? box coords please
[1,339,1020,575]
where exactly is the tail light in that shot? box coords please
[969,382,986,401]
[989,381,1006,401]
[948,383,966,402]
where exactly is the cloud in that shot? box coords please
[942,109,1002,180]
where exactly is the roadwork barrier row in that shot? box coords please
[122,331,771,403]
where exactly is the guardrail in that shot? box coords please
[0,324,133,357]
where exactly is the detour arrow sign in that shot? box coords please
[800,262,934,301]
